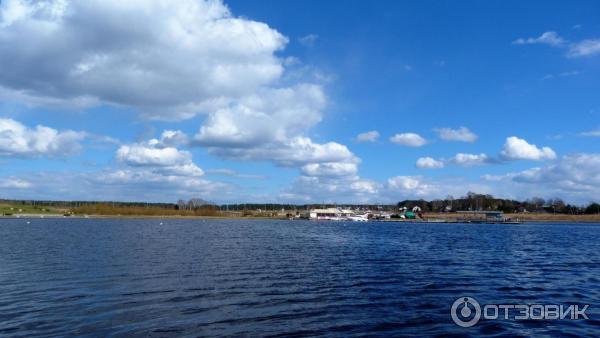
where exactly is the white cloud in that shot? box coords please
[0,177,31,189]
[568,39,600,57]
[580,130,600,137]
[301,162,358,177]
[203,136,358,167]
[97,168,207,186]
[415,157,444,169]
[414,153,493,169]
[386,175,437,198]
[19,135,230,201]
[280,174,379,203]
[0,0,288,119]
[299,34,318,47]
[193,84,325,147]
[356,130,379,142]
[116,140,204,177]
[177,74,347,179]
[481,174,511,182]
[385,153,600,204]
[510,154,600,201]
[500,136,556,161]
[513,31,600,58]
[89,168,230,201]
[0,0,364,195]
[156,130,189,147]
[450,153,490,166]
[117,144,190,167]
[0,118,85,157]
[435,127,478,142]
[513,31,566,47]
[205,168,266,179]
[387,176,420,190]
[0,168,236,202]
[390,133,427,147]
[350,179,379,194]
[382,175,511,202]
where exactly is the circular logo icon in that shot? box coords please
[451,296,481,327]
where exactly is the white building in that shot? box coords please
[308,208,353,220]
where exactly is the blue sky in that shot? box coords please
[0,0,599,204]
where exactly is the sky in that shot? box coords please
[0,0,599,204]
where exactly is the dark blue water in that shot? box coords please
[0,219,598,337]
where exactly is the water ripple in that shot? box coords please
[0,219,598,336]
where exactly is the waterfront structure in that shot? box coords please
[456,211,504,223]
[303,208,372,221]
[307,208,353,220]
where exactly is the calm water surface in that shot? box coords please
[0,219,598,337]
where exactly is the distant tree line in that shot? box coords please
[397,192,600,214]
[214,203,397,211]
[0,199,175,209]
[72,203,220,216]
[2,193,599,215]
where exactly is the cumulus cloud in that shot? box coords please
[280,174,379,203]
[188,82,353,183]
[450,153,491,166]
[0,0,366,200]
[356,130,379,142]
[97,170,231,201]
[415,153,494,169]
[301,162,358,177]
[95,168,210,187]
[203,136,358,167]
[0,118,85,157]
[386,176,437,197]
[117,144,189,167]
[513,31,566,47]
[434,127,478,142]
[510,154,600,201]
[0,167,238,202]
[34,135,235,201]
[390,133,427,147]
[387,176,421,190]
[156,130,189,147]
[0,0,289,119]
[116,140,204,177]
[512,154,600,186]
[415,157,444,169]
[386,153,600,203]
[383,175,507,202]
[500,136,556,161]
[193,84,325,147]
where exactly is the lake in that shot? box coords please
[0,219,598,336]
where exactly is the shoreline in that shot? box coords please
[2,213,600,223]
